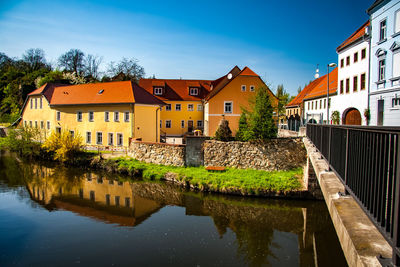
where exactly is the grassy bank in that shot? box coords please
[97,157,303,196]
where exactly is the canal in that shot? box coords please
[0,154,347,266]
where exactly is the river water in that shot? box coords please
[0,154,347,266]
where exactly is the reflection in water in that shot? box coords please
[0,153,347,267]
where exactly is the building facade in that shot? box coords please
[368,0,400,126]
[331,21,370,125]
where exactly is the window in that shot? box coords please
[361,48,366,59]
[354,52,358,63]
[114,112,119,122]
[56,127,61,134]
[324,99,326,109]
[90,191,95,201]
[47,121,50,130]
[393,97,400,108]
[181,120,185,128]
[165,104,171,111]
[40,121,44,129]
[311,102,313,110]
[175,104,181,111]
[224,102,232,113]
[115,196,120,206]
[340,80,344,94]
[69,130,74,138]
[393,52,400,78]
[35,98,37,109]
[380,19,387,41]
[241,85,246,92]
[106,194,110,205]
[96,132,103,144]
[24,121,27,127]
[346,78,350,93]
[86,132,91,144]
[188,104,194,111]
[108,133,114,146]
[250,85,255,92]
[166,120,171,128]
[124,111,129,122]
[361,73,366,90]
[104,111,109,122]
[189,87,198,96]
[154,87,163,95]
[160,120,162,128]
[40,98,42,109]
[340,58,344,68]
[308,102,310,110]
[197,104,203,111]
[378,59,386,81]
[89,111,94,122]
[353,76,358,92]
[346,56,350,66]
[77,111,82,122]
[117,133,123,146]
[35,121,38,128]
[30,99,33,109]
[125,197,130,207]
[197,120,203,128]
[396,10,400,34]
[56,111,61,121]
[319,100,322,109]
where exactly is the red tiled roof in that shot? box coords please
[50,81,164,106]
[239,66,258,76]
[286,76,324,107]
[303,67,338,100]
[337,21,370,52]
[28,83,70,103]
[139,79,212,101]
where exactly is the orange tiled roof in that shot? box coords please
[50,81,164,106]
[286,76,324,108]
[303,67,338,100]
[139,79,212,101]
[28,83,69,103]
[337,21,370,52]
[239,66,258,76]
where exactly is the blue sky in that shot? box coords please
[0,0,372,96]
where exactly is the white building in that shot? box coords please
[367,0,400,126]
[331,21,370,125]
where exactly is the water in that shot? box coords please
[0,153,347,266]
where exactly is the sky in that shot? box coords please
[0,0,373,96]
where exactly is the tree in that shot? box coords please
[35,70,67,88]
[235,111,249,142]
[276,84,290,116]
[84,54,102,80]
[297,86,302,94]
[215,117,232,141]
[22,48,48,71]
[107,57,145,82]
[58,49,85,74]
[331,111,340,125]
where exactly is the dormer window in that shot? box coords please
[189,87,198,96]
[154,87,163,95]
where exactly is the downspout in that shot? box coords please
[156,106,160,143]
[367,24,372,125]
[131,103,134,140]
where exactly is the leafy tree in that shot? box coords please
[58,49,85,74]
[215,117,232,141]
[22,48,48,71]
[107,57,145,82]
[35,70,66,88]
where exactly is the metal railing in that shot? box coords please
[306,124,400,266]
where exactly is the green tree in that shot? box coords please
[215,117,232,141]
[276,84,289,116]
[235,111,249,142]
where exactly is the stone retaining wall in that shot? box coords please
[128,141,185,166]
[203,138,306,171]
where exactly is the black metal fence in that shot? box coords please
[306,124,400,266]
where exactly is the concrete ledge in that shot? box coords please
[303,137,391,267]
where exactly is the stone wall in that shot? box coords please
[128,141,185,166]
[203,138,306,171]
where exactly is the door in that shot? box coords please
[188,120,194,132]
[377,100,384,126]
[344,109,362,125]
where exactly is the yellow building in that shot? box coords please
[21,81,165,145]
[139,79,212,138]
[204,66,278,136]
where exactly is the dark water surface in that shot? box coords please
[0,153,347,267]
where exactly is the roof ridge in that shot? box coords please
[336,20,370,52]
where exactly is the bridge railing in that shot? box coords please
[306,124,400,266]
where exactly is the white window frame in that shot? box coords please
[379,18,387,41]
[117,133,123,146]
[30,99,33,109]
[188,104,194,111]
[96,132,103,145]
[89,111,94,122]
[104,111,110,122]
[395,9,400,34]
[108,133,114,146]
[124,111,130,122]
[393,50,400,78]
[250,85,255,92]
[114,111,119,122]
[189,87,198,96]
[166,120,171,128]
[77,111,83,122]
[56,111,61,121]
[392,96,400,108]
[175,104,181,111]
[86,132,92,144]
[197,104,203,111]
[165,104,171,111]
[378,58,386,81]
[241,85,246,92]
[181,120,185,128]
[154,87,163,95]
[224,101,233,114]
[40,121,44,129]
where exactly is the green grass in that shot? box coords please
[110,157,303,195]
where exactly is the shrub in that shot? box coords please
[331,111,340,125]
[215,118,232,141]
[42,129,83,162]
[0,127,42,157]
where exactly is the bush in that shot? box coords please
[42,129,83,162]
[215,118,232,141]
[331,111,340,125]
[0,127,42,157]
